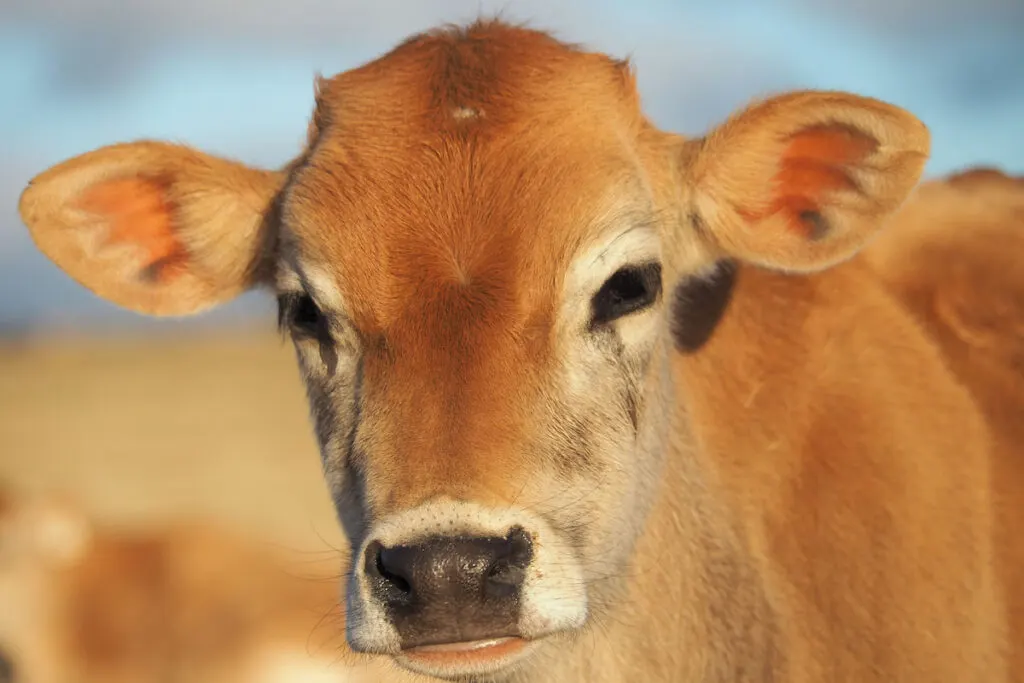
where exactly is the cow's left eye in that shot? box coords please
[591,262,662,327]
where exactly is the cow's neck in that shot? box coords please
[620,395,780,682]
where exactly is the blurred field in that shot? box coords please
[0,325,345,555]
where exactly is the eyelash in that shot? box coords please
[590,262,662,327]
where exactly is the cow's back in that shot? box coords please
[863,167,1024,679]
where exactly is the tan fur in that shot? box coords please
[0,487,407,683]
[18,142,281,316]
[863,167,1024,680]
[16,19,1020,683]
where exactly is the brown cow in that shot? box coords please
[16,20,1020,683]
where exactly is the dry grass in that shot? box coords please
[0,325,345,555]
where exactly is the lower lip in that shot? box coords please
[402,636,529,664]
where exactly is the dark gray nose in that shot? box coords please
[364,526,533,648]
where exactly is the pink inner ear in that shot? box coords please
[755,123,879,240]
[77,176,189,283]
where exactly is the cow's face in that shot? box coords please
[17,20,929,683]
[273,36,681,680]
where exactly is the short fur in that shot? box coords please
[17,20,1020,683]
[863,167,1024,681]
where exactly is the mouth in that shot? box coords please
[397,636,534,678]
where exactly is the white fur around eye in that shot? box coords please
[568,226,661,298]
[561,224,662,338]
[617,301,662,347]
[301,264,347,312]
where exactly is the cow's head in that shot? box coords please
[18,21,928,682]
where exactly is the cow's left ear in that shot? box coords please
[685,90,930,273]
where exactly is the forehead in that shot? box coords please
[279,22,657,333]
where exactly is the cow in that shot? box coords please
[16,19,1021,683]
[0,486,398,683]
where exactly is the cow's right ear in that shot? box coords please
[18,141,285,317]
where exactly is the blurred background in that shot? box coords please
[0,0,1022,679]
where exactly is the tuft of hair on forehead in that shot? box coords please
[307,18,642,140]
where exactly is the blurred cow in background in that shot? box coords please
[0,486,407,683]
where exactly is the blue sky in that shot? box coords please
[1,0,1022,331]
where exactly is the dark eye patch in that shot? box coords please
[670,259,737,354]
[590,262,662,328]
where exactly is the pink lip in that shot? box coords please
[401,636,529,667]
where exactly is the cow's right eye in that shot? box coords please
[277,292,327,338]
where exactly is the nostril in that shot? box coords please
[506,525,533,565]
[483,526,533,598]
[365,540,413,605]
[364,540,385,579]
[485,560,525,588]
[377,550,412,594]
